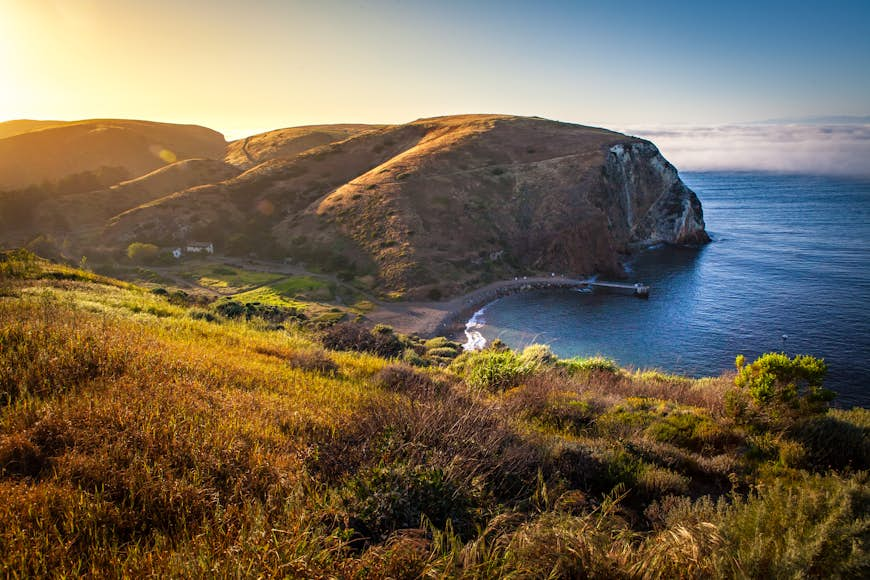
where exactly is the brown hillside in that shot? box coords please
[26,159,241,243]
[0,119,66,140]
[0,119,227,191]
[225,124,379,169]
[106,114,707,299]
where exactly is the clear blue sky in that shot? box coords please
[1,0,868,136]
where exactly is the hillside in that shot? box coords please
[35,159,241,237]
[0,119,227,191]
[225,124,378,169]
[106,115,709,298]
[0,119,66,140]
[0,251,866,577]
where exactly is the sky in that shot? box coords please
[1,0,868,172]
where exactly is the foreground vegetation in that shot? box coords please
[1,250,867,578]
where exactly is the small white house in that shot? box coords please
[186,241,214,254]
[171,248,183,259]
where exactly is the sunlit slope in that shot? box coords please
[225,124,379,169]
[0,119,227,190]
[0,119,66,140]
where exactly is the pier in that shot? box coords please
[586,281,650,298]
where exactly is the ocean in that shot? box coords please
[467,172,870,407]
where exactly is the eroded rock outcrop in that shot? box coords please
[603,142,709,247]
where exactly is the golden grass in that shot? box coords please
[0,261,866,577]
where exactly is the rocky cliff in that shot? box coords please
[603,142,709,247]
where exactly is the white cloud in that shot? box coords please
[626,123,870,176]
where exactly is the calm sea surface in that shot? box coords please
[471,172,870,407]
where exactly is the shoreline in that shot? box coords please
[365,276,595,340]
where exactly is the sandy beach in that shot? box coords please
[365,276,593,340]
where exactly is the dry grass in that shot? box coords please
[0,260,866,577]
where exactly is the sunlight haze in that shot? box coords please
[2,0,868,140]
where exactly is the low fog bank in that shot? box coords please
[628,123,870,177]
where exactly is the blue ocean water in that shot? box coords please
[473,172,870,407]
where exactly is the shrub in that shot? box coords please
[216,301,246,319]
[790,408,870,471]
[287,350,338,375]
[520,344,558,366]
[426,347,460,359]
[455,349,537,392]
[374,365,442,398]
[321,323,404,358]
[0,249,40,280]
[343,463,473,542]
[188,309,217,323]
[713,472,870,577]
[126,242,159,264]
[423,337,457,350]
[401,348,429,367]
[559,356,619,375]
[646,412,725,452]
[735,352,833,410]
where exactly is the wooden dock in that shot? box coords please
[585,280,650,298]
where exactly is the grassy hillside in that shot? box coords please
[225,124,379,169]
[0,119,227,191]
[0,120,66,140]
[1,115,707,301]
[1,250,867,577]
[109,114,706,299]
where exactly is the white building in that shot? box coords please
[171,248,183,259]
[185,242,214,254]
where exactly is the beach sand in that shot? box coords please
[365,276,592,340]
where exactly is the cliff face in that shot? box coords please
[95,115,708,298]
[602,142,709,248]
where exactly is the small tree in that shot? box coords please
[126,242,159,264]
[733,353,834,419]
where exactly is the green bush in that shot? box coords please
[0,249,40,280]
[401,348,429,367]
[735,352,833,409]
[646,412,724,452]
[520,344,558,366]
[715,472,870,577]
[126,242,160,264]
[790,408,870,470]
[455,349,537,392]
[426,347,460,359]
[559,356,619,374]
[343,463,472,542]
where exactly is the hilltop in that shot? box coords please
[0,251,866,577]
[0,119,226,191]
[224,124,379,169]
[0,119,67,140]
